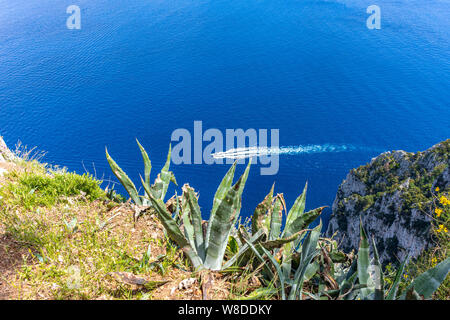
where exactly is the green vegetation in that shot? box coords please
[104,142,450,300]
[105,140,177,209]
[333,140,449,267]
[0,160,195,299]
[0,141,447,300]
[0,167,104,210]
[148,162,252,272]
[402,188,450,299]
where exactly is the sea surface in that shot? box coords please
[1,0,449,227]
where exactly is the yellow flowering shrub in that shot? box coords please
[403,188,449,299]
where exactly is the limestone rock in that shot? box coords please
[0,137,14,162]
[327,139,449,265]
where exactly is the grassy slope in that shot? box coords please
[0,150,447,300]
[0,158,250,300]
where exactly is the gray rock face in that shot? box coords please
[0,136,15,162]
[327,140,449,265]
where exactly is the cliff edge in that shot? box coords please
[327,140,449,265]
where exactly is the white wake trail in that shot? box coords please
[212,144,364,159]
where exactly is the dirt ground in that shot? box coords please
[0,231,31,299]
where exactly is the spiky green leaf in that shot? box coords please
[385,254,409,300]
[288,221,321,300]
[251,184,274,235]
[152,144,176,200]
[401,257,450,300]
[222,229,265,270]
[261,230,308,251]
[204,176,245,270]
[206,162,237,250]
[268,195,283,240]
[144,183,203,270]
[371,236,384,300]
[183,185,206,261]
[136,139,152,188]
[260,246,286,300]
[282,182,308,238]
[357,218,371,299]
[106,147,142,205]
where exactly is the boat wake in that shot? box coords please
[212,144,371,159]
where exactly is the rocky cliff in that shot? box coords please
[327,140,449,265]
[0,137,14,162]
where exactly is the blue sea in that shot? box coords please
[1,0,449,227]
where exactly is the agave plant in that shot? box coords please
[244,221,322,300]
[221,183,324,273]
[250,183,324,274]
[355,218,450,300]
[221,183,326,299]
[305,218,450,300]
[105,140,177,210]
[247,215,450,300]
[143,161,254,271]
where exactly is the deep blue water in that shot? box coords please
[1,0,449,227]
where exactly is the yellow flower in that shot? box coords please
[435,208,443,217]
[436,224,448,233]
[435,187,440,192]
[431,257,437,265]
[439,195,449,206]
[403,274,408,279]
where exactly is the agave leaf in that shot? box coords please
[401,257,450,300]
[106,147,142,205]
[282,182,308,238]
[260,246,286,300]
[204,176,245,270]
[339,269,358,299]
[252,184,274,235]
[357,218,371,299]
[222,229,265,270]
[206,162,237,250]
[268,195,283,241]
[285,206,324,239]
[385,254,409,300]
[136,139,152,188]
[237,225,251,244]
[183,185,206,261]
[292,208,325,251]
[226,235,240,257]
[304,260,320,282]
[281,207,324,278]
[281,248,294,279]
[152,145,176,200]
[338,258,357,295]
[180,192,196,254]
[144,183,203,270]
[288,221,321,300]
[242,238,275,279]
[233,160,252,225]
[172,191,181,222]
[261,230,308,251]
[371,236,384,300]
[327,282,367,300]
